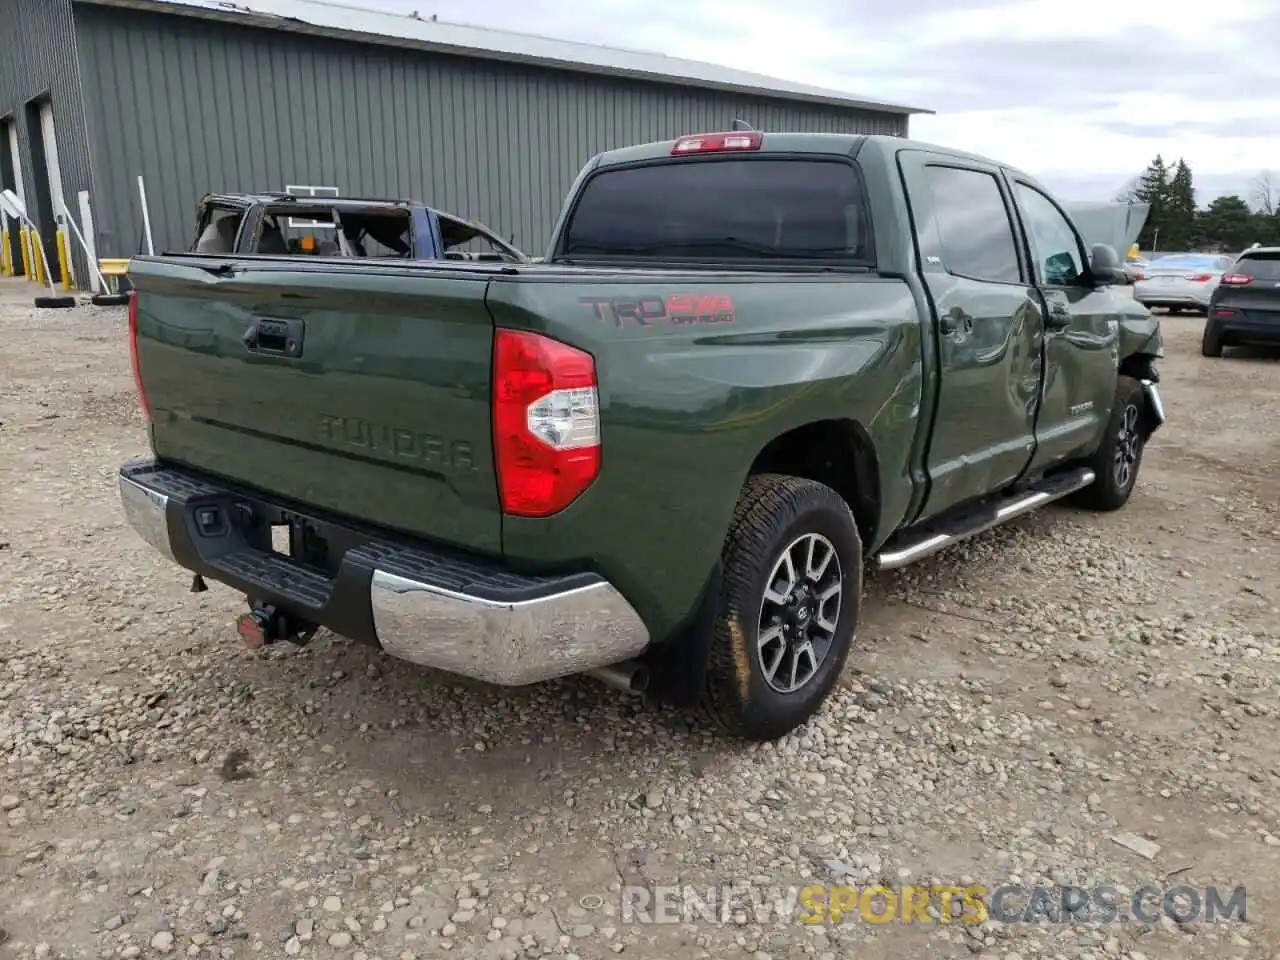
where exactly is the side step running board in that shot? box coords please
[876,467,1096,571]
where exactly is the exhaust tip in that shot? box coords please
[629,664,651,693]
[587,662,649,694]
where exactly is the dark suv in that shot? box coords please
[1203,247,1280,356]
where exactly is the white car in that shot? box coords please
[1123,257,1147,284]
[1133,253,1235,313]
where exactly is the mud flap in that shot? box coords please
[643,561,722,709]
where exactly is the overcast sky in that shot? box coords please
[361,0,1278,207]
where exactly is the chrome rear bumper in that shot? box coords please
[118,460,650,686]
[370,570,652,685]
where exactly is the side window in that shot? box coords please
[284,184,340,229]
[192,205,243,253]
[922,166,1022,283]
[1014,184,1085,286]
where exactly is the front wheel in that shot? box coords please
[1073,376,1147,511]
[699,474,863,741]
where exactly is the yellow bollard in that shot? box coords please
[33,238,46,287]
[0,230,10,276]
[56,229,72,290]
[19,227,31,280]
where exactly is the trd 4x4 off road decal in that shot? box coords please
[580,294,735,327]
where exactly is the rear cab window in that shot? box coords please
[558,158,873,267]
[1230,251,1280,281]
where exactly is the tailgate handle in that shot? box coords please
[243,317,304,357]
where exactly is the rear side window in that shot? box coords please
[923,166,1021,283]
[255,207,413,258]
[561,159,872,264]
[192,205,244,254]
[1232,252,1280,281]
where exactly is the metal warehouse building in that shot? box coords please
[0,0,928,289]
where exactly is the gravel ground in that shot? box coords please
[1,277,1278,960]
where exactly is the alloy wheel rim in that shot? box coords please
[756,533,843,694]
[1114,402,1141,490]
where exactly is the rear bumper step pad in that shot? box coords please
[118,459,650,685]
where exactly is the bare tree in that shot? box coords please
[1252,171,1276,215]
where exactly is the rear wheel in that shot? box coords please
[1073,376,1147,511]
[699,474,862,741]
[1201,320,1225,357]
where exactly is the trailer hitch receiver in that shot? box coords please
[235,603,317,649]
[236,607,273,649]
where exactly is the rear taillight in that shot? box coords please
[1185,273,1213,282]
[1220,273,1254,286]
[1212,308,1236,318]
[671,131,763,155]
[127,291,151,422]
[492,329,600,517]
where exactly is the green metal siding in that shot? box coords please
[0,0,95,282]
[73,4,907,259]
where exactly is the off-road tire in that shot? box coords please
[698,473,862,741]
[1201,321,1225,357]
[1073,376,1147,512]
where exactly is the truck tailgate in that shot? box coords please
[128,257,502,553]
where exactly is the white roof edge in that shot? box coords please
[75,0,933,116]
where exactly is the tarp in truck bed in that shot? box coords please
[1063,201,1150,255]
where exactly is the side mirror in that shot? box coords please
[1044,251,1078,285]
[1089,243,1127,286]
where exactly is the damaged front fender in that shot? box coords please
[1116,298,1165,436]
[1117,297,1164,365]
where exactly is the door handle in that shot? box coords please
[1045,305,1071,331]
[939,308,972,336]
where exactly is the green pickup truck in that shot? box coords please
[118,131,1164,741]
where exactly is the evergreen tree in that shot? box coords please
[1165,159,1196,249]
[1194,196,1254,251]
[1133,155,1169,249]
